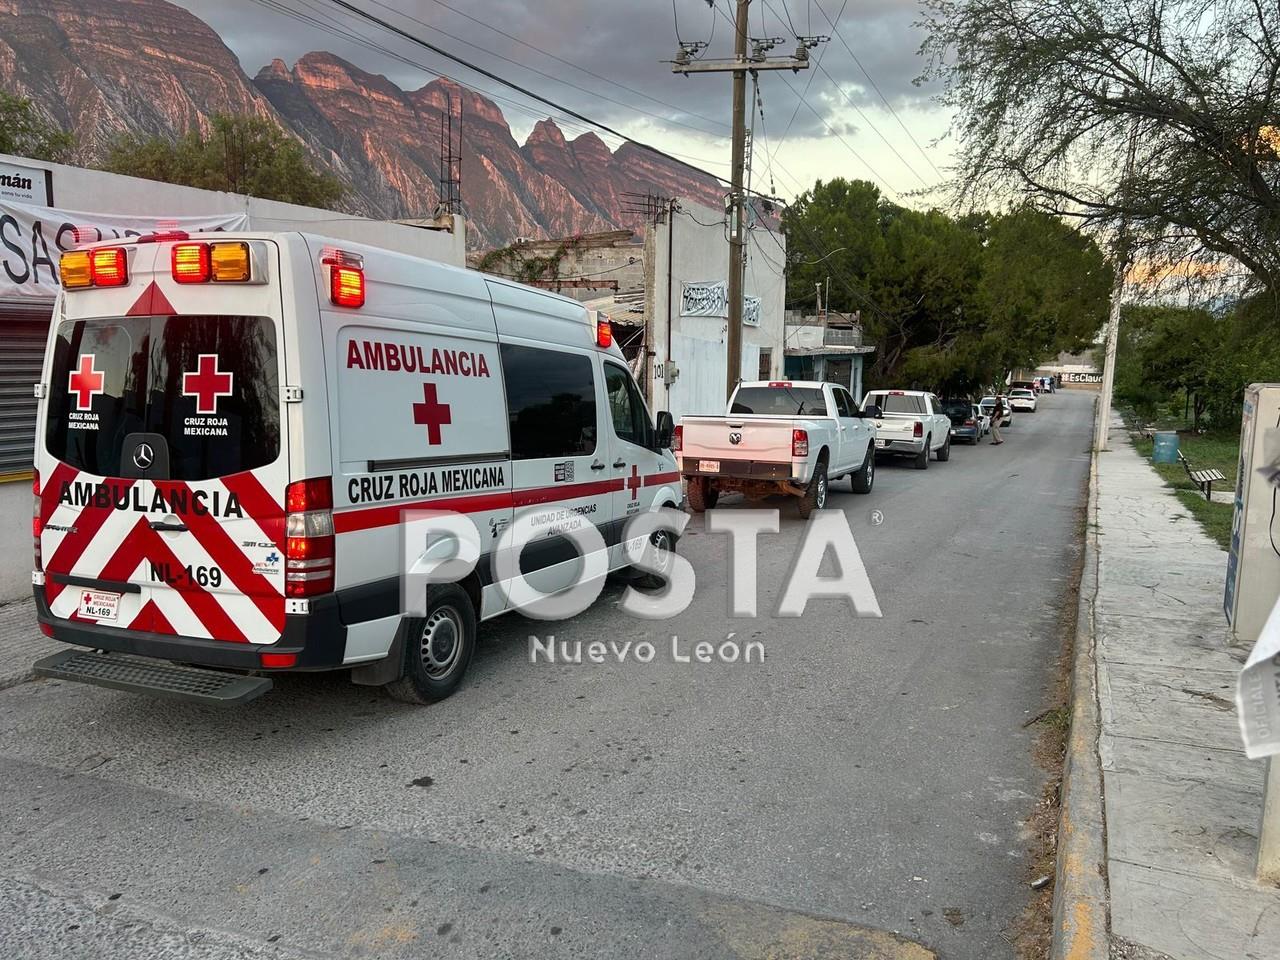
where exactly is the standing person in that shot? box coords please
[990,396,1005,445]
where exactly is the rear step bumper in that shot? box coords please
[33,649,272,704]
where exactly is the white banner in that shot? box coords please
[679,279,761,326]
[1237,594,1280,758]
[0,200,249,301]
[680,279,727,317]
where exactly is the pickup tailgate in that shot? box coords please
[873,416,920,440]
[681,416,796,464]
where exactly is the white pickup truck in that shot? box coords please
[675,380,878,517]
[861,389,953,469]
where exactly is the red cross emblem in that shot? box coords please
[627,463,642,501]
[68,354,105,411]
[182,354,233,415]
[412,382,452,445]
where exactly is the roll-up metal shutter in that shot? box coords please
[0,305,54,476]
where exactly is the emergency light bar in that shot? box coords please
[171,241,253,284]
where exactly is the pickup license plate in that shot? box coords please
[78,589,120,622]
[876,438,889,448]
[698,459,720,473]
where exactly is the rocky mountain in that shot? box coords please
[0,0,725,246]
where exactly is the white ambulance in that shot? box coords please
[32,231,681,704]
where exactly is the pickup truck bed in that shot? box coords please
[677,380,877,517]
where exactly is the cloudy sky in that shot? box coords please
[177,0,954,204]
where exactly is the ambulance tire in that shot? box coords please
[631,526,680,590]
[384,584,477,704]
[687,477,718,512]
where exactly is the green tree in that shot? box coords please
[0,92,74,162]
[781,180,1109,392]
[103,114,344,208]
[920,0,1280,300]
[1114,305,1217,424]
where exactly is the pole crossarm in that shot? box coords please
[672,59,810,73]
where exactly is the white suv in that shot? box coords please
[1008,388,1038,413]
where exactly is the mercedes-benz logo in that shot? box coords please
[729,432,742,445]
[132,442,155,470]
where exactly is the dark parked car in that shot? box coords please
[941,398,982,444]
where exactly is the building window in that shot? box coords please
[758,348,772,380]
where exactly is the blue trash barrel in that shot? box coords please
[1152,431,1180,463]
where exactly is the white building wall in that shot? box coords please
[0,153,467,267]
[646,198,786,421]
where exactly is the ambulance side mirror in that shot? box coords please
[654,411,675,449]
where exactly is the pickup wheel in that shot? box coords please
[850,444,874,494]
[686,476,718,512]
[936,434,951,462]
[798,461,828,518]
[913,436,930,470]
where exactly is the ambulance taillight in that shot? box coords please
[32,470,42,573]
[284,477,334,597]
[596,319,612,348]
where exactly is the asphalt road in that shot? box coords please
[0,389,1095,960]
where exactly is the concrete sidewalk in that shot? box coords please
[1086,412,1280,959]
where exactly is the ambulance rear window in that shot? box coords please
[46,315,280,480]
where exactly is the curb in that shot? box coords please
[1050,401,1110,960]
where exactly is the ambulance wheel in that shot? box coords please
[632,528,679,590]
[384,585,476,704]
[687,477,718,512]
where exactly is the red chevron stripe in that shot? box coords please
[164,481,283,633]
[44,479,138,606]
[220,471,285,548]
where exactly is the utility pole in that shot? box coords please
[672,2,818,399]
[1093,115,1140,452]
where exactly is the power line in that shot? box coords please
[811,0,945,180]
[357,0,727,138]
[813,60,929,187]
[755,0,927,187]
[766,0,846,173]
[319,0,737,190]
[419,0,728,132]
[774,70,900,200]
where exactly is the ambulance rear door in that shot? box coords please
[42,238,291,645]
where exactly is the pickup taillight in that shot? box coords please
[913,421,923,438]
[792,429,809,458]
[672,424,682,452]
